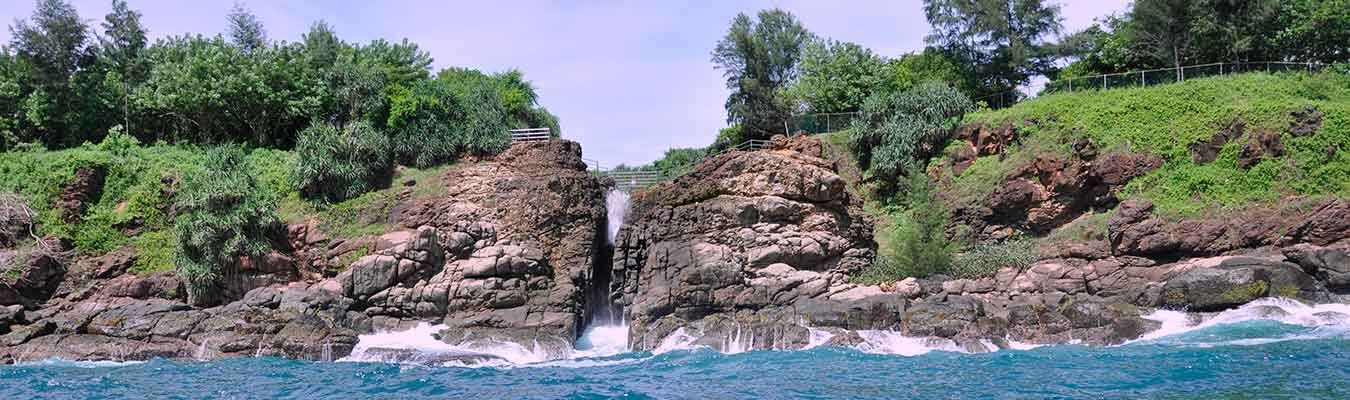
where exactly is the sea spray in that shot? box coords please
[605,189,630,246]
[341,323,553,366]
[1135,297,1350,344]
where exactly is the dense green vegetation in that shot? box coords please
[0,0,561,289]
[962,72,1350,218]
[1056,0,1348,82]
[172,146,278,306]
[0,0,558,151]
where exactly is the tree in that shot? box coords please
[1276,0,1350,64]
[922,0,1062,99]
[9,0,105,146]
[849,81,973,195]
[173,145,279,306]
[782,39,888,114]
[885,48,968,94]
[1133,0,1197,80]
[1190,0,1281,63]
[302,20,342,70]
[101,0,148,133]
[227,3,267,53]
[712,8,813,139]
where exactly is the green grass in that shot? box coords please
[1,132,458,278]
[959,72,1350,218]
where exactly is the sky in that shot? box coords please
[1,0,1129,167]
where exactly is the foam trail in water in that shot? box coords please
[341,323,552,366]
[653,328,702,355]
[19,359,146,368]
[805,327,835,349]
[606,189,630,246]
[1136,297,1350,344]
[854,330,965,356]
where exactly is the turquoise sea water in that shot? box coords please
[2,319,1347,399]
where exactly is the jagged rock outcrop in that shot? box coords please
[942,127,1161,243]
[382,139,609,352]
[0,139,609,363]
[612,135,879,350]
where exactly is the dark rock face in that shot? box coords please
[613,135,879,351]
[948,147,1160,243]
[53,166,106,224]
[1289,105,1323,137]
[1191,120,1244,164]
[1109,198,1350,258]
[0,286,363,363]
[1284,244,1350,290]
[1237,130,1285,169]
[1160,257,1325,311]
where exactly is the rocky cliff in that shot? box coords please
[611,134,1350,352]
[0,140,609,363]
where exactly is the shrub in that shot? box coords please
[173,146,279,306]
[950,239,1036,279]
[849,81,973,195]
[386,80,461,168]
[293,120,392,203]
[854,169,954,282]
[457,82,510,157]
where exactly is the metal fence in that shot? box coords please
[509,128,551,142]
[785,112,862,135]
[976,61,1328,109]
[1045,61,1324,94]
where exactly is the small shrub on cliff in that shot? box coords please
[293,121,393,203]
[855,170,955,282]
[950,239,1036,279]
[849,81,973,196]
[173,146,280,306]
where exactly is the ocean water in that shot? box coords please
[4,299,1349,399]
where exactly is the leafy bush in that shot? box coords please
[457,82,510,157]
[386,79,461,167]
[172,146,279,306]
[293,121,392,203]
[854,170,954,282]
[950,239,1036,279]
[849,81,973,195]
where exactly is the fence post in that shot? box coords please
[1140,70,1144,86]
[1103,75,1107,90]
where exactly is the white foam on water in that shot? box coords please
[19,359,146,368]
[573,322,630,358]
[340,323,553,366]
[652,327,703,355]
[721,326,752,354]
[854,330,965,356]
[1135,297,1350,344]
[805,327,835,349]
[606,189,630,245]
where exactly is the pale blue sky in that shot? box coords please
[2,0,1128,167]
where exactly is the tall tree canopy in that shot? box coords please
[712,8,814,139]
[226,3,267,53]
[922,0,1062,99]
[101,0,148,131]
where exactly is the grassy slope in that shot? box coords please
[950,72,1350,218]
[0,139,450,276]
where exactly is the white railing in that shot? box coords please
[509,128,552,142]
